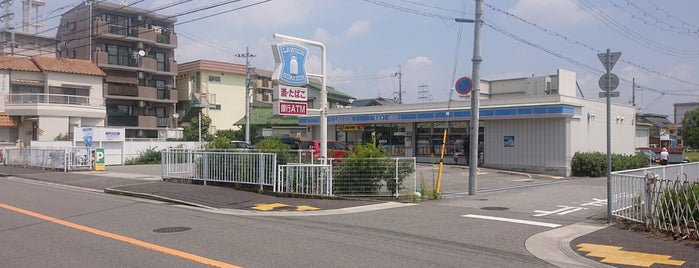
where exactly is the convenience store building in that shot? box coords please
[299,69,637,176]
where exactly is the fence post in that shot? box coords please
[394,158,399,197]
[258,153,265,191]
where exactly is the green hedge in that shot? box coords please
[571,152,649,177]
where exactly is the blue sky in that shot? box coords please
[29,0,699,120]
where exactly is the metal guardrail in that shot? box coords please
[611,163,699,239]
[3,147,93,171]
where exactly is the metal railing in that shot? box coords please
[329,157,417,197]
[611,163,699,239]
[3,147,93,171]
[161,149,417,198]
[161,148,277,191]
[5,93,105,107]
[277,164,332,196]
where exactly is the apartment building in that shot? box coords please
[176,60,245,133]
[0,55,106,145]
[0,30,57,57]
[56,1,178,138]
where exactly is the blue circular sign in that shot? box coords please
[455,77,473,95]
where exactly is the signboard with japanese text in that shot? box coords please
[275,85,307,102]
[274,101,308,116]
[271,43,309,86]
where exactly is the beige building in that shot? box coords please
[0,56,106,145]
[56,1,178,139]
[176,60,247,133]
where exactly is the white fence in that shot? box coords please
[161,148,277,191]
[611,163,699,239]
[3,147,93,171]
[29,140,203,165]
[161,149,417,198]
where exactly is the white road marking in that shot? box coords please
[461,214,561,228]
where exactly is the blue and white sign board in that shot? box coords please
[272,43,309,86]
[74,127,125,144]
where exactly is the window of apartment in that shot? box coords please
[107,104,134,116]
[155,107,165,118]
[106,45,136,66]
[148,51,166,71]
[105,14,131,36]
[0,127,18,142]
[208,75,221,82]
[195,72,201,92]
[69,50,76,59]
[11,85,43,94]
[49,86,90,105]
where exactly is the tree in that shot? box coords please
[681,108,699,148]
[182,114,214,141]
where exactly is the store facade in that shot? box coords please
[299,69,638,176]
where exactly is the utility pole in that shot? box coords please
[392,65,403,104]
[236,47,255,145]
[632,78,637,108]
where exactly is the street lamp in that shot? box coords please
[456,0,483,196]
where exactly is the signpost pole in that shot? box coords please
[605,49,612,224]
[597,49,620,224]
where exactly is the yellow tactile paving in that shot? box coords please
[576,243,685,267]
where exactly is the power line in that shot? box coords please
[483,2,699,88]
[573,0,699,57]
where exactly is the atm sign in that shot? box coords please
[275,101,307,116]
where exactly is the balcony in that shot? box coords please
[5,93,104,107]
[104,84,157,99]
[107,115,157,128]
[157,117,170,127]
[136,26,177,48]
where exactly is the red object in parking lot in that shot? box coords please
[300,140,351,159]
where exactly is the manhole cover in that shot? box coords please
[480,207,509,211]
[153,227,192,233]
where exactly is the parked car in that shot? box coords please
[230,141,251,149]
[279,136,301,149]
[636,149,658,163]
[300,140,351,159]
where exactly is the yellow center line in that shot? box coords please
[0,203,241,268]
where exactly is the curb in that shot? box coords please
[103,188,215,210]
[525,221,614,268]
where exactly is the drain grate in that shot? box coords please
[153,227,192,233]
[480,206,509,211]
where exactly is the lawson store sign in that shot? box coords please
[299,105,576,125]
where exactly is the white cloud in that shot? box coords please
[508,0,591,25]
[407,56,432,66]
[312,19,371,44]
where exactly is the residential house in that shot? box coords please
[0,56,106,145]
[56,1,178,139]
[636,113,677,148]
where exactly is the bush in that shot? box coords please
[126,146,161,165]
[332,143,414,196]
[571,152,649,177]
